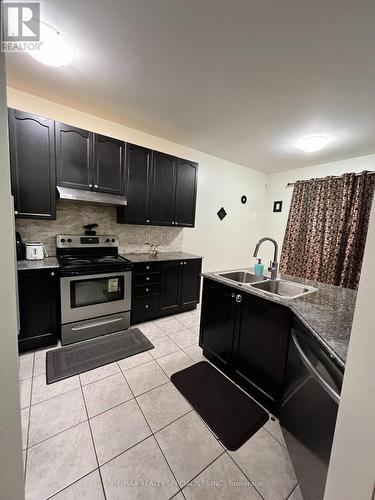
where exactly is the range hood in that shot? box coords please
[57,186,127,207]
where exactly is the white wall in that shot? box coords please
[263,154,375,262]
[324,197,375,500]
[0,61,24,499]
[7,87,268,273]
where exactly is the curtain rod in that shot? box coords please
[286,171,375,187]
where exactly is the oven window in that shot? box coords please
[71,276,124,308]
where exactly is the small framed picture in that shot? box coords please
[273,201,282,213]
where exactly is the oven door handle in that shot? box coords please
[71,316,125,331]
[291,332,341,404]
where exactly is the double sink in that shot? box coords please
[217,270,318,299]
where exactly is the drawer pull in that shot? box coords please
[146,277,150,281]
[146,265,150,270]
[145,288,149,292]
[145,304,149,309]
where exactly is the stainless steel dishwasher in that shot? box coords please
[280,317,344,500]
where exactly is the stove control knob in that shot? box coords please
[111,238,116,243]
[105,238,110,243]
[61,238,66,243]
[67,238,72,243]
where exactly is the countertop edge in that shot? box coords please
[202,271,347,370]
[17,257,60,271]
[121,252,203,263]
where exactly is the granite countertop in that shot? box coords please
[17,257,60,271]
[203,268,357,370]
[121,252,203,263]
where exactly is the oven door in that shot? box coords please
[61,271,131,324]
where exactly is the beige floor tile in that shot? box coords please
[183,345,205,362]
[19,355,34,380]
[33,352,46,376]
[169,330,198,349]
[288,484,304,500]
[149,336,180,359]
[20,378,32,409]
[79,362,120,386]
[264,417,286,447]
[157,351,194,378]
[21,407,29,450]
[175,313,200,329]
[155,412,223,485]
[83,373,133,417]
[29,389,87,446]
[124,360,168,396]
[32,374,80,406]
[137,382,191,432]
[25,422,97,500]
[183,453,261,499]
[117,350,153,371]
[228,428,297,500]
[101,436,179,500]
[51,470,104,499]
[90,399,151,465]
[136,321,166,341]
[156,318,186,335]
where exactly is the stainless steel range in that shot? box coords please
[57,235,132,345]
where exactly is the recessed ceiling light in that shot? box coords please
[295,134,333,153]
[28,23,73,67]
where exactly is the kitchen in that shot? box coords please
[0,2,375,500]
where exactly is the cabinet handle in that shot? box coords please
[184,261,187,265]
[146,265,150,270]
[94,184,98,189]
[180,262,183,266]
[146,219,150,223]
[145,288,149,292]
[236,294,242,303]
[14,210,19,215]
[231,293,236,298]
[146,277,150,281]
[50,272,55,277]
[145,304,149,309]
[88,183,93,188]
[172,221,175,225]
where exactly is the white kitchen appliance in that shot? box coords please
[25,242,47,260]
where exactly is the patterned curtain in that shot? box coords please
[279,171,375,289]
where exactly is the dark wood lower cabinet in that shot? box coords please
[199,277,291,413]
[130,258,202,324]
[18,268,59,352]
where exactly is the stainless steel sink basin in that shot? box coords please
[250,279,317,299]
[218,271,268,284]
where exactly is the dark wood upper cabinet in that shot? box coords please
[181,259,202,306]
[8,109,56,219]
[174,158,198,227]
[93,134,125,195]
[118,143,152,224]
[55,122,93,190]
[149,151,177,226]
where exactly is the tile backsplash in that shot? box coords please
[16,200,183,256]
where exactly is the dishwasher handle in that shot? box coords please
[291,331,341,404]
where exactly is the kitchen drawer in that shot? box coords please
[132,272,160,286]
[132,294,159,323]
[133,283,160,298]
[133,262,162,274]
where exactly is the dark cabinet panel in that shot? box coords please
[56,122,93,190]
[160,261,182,312]
[94,134,125,194]
[8,109,56,219]
[234,293,291,408]
[18,269,59,352]
[118,143,152,224]
[149,152,177,225]
[181,259,202,306]
[199,279,237,368]
[174,159,198,227]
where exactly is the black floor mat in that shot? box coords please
[46,328,154,384]
[171,361,268,451]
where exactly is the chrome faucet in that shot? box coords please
[253,237,279,279]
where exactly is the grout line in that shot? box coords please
[26,414,88,450]
[263,425,287,449]
[224,451,266,500]
[78,371,107,500]
[285,482,299,500]
[118,367,184,497]
[29,383,80,408]
[178,450,226,493]
[46,468,100,500]
[23,350,35,483]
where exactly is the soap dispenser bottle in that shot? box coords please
[254,258,264,276]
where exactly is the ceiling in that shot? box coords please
[5,0,375,173]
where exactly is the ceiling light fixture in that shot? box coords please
[295,134,333,153]
[29,23,73,67]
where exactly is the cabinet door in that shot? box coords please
[8,109,56,219]
[55,122,93,190]
[199,278,237,368]
[181,259,202,306]
[18,269,58,352]
[234,293,291,410]
[159,261,182,312]
[149,151,176,225]
[174,158,198,227]
[93,134,125,194]
[119,143,152,224]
